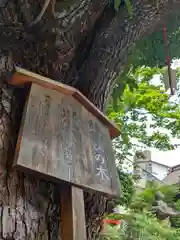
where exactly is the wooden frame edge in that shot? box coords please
[8,67,120,139]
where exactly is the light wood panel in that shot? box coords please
[8,67,120,139]
[14,84,120,197]
[60,186,87,240]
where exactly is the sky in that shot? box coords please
[151,148,180,167]
[149,59,180,168]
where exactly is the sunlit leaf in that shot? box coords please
[124,0,133,18]
[114,0,121,11]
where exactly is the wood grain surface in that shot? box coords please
[9,67,120,138]
[60,186,87,240]
[14,84,120,197]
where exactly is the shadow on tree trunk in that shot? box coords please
[0,0,179,238]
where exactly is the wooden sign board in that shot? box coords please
[9,67,120,139]
[14,83,120,197]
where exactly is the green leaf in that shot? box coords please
[127,9,180,67]
[114,0,121,11]
[109,66,180,167]
[124,0,133,18]
[103,184,180,240]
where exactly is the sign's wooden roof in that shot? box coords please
[8,67,120,139]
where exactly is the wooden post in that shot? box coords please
[60,185,87,240]
[8,68,121,240]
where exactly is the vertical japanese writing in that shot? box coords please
[64,139,73,181]
[72,111,83,156]
[34,99,43,136]
[27,95,38,134]
[88,120,110,182]
[72,110,87,179]
[41,95,51,158]
[54,103,62,159]
[27,95,40,166]
[94,144,110,181]
[61,103,73,181]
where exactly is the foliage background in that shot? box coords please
[102,4,180,237]
[103,62,180,240]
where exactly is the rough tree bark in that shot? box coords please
[0,0,179,239]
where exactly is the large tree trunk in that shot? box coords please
[0,0,179,239]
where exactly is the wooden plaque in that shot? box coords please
[14,83,120,197]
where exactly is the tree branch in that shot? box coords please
[77,0,180,111]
